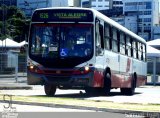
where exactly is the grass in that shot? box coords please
[0,95,160,112]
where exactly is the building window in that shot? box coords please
[92,5,96,7]
[113,1,123,5]
[104,5,109,7]
[138,11,151,15]
[138,19,142,22]
[146,2,152,9]
[144,18,151,22]
[98,5,103,7]
[144,11,151,15]
[144,27,151,32]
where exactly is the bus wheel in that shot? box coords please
[120,76,136,95]
[44,84,56,96]
[102,72,111,95]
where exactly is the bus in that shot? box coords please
[27,7,147,96]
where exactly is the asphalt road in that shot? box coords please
[0,85,160,117]
[0,85,160,105]
[0,103,127,118]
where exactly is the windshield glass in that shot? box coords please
[30,24,93,59]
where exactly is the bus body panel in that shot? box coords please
[104,50,147,88]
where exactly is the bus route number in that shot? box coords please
[39,13,49,19]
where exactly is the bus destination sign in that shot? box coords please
[54,13,87,19]
[32,9,94,22]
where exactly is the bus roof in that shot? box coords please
[33,7,146,44]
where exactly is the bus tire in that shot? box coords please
[120,74,136,95]
[101,72,111,95]
[44,84,56,96]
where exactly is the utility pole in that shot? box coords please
[2,0,6,52]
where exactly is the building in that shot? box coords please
[99,8,122,16]
[123,0,159,41]
[17,0,80,17]
[81,0,91,8]
[72,0,81,7]
[0,0,17,6]
[90,0,110,10]
[17,0,50,17]
[153,26,160,39]
[112,0,123,9]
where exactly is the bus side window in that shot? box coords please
[141,43,144,60]
[112,27,118,52]
[99,24,104,49]
[132,40,137,58]
[138,42,143,60]
[95,21,103,55]
[126,36,132,57]
[143,44,146,61]
[120,32,125,55]
[104,23,111,50]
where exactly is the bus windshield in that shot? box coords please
[29,23,93,67]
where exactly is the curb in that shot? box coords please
[0,76,27,78]
[0,85,32,90]
[0,100,159,116]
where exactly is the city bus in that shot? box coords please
[27,7,147,96]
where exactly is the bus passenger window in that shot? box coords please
[99,24,104,49]
[143,44,146,61]
[126,36,131,56]
[138,42,143,60]
[112,28,118,52]
[120,32,125,54]
[104,23,111,50]
[132,41,137,58]
[95,21,103,55]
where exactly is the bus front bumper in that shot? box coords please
[27,71,94,88]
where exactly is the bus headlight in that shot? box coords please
[84,66,90,72]
[28,65,43,74]
[29,65,34,70]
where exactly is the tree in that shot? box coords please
[0,5,30,42]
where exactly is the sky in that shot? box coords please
[159,0,160,12]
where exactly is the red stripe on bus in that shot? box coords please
[93,70,104,87]
[111,73,146,88]
[136,75,147,87]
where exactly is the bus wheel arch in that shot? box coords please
[121,72,137,95]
